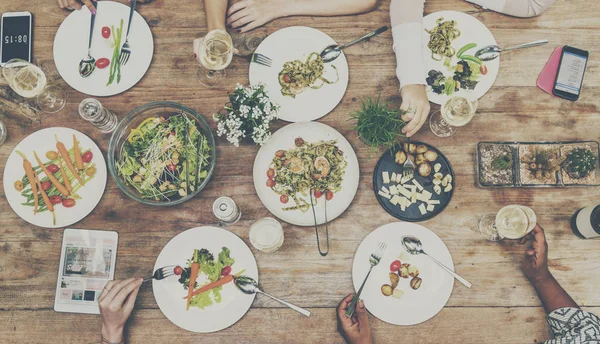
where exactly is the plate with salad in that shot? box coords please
[253,122,359,226]
[3,127,107,228]
[153,226,259,333]
[53,1,154,97]
[249,26,349,122]
[422,11,500,105]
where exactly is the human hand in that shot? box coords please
[99,278,143,343]
[399,84,431,137]
[520,224,551,283]
[336,294,373,344]
[57,0,97,13]
[226,0,286,33]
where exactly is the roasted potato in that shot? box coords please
[395,151,407,165]
[416,144,428,154]
[408,154,415,164]
[424,150,439,162]
[408,143,417,154]
[408,265,419,277]
[381,284,393,296]
[389,273,400,289]
[410,277,422,290]
[399,264,410,279]
[415,153,426,165]
[418,163,432,177]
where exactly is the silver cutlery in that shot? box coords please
[235,275,311,317]
[310,187,329,256]
[251,53,272,67]
[143,265,179,282]
[402,236,472,288]
[78,1,98,78]
[320,26,388,63]
[402,138,415,180]
[475,39,548,61]
[346,241,386,317]
[119,0,137,66]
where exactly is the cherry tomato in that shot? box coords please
[96,58,110,69]
[480,65,488,75]
[46,151,58,160]
[167,164,177,172]
[390,260,401,272]
[173,266,183,276]
[47,164,59,173]
[325,190,334,201]
[41,181,51,191]
[221,266,232,276]
[82,151,94,163]
[267,168,275,179]
[275,150,285,158]
[101,26,111,39]
[280,195,289,204]
[266,179,276,187]
[314,190,323,199]
[62,198,76,208]
[50,196,63,205]
[282,74,291,84]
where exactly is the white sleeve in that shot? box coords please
[466,0,556,17]
[392,24,426,88]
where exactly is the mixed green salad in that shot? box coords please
[116,114,211,201]
[266,138,347,212]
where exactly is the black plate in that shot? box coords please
[372,141,455,222]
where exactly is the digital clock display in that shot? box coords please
[1,15,31,64]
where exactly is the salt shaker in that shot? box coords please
[78,98,118,133]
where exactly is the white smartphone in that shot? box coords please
[1,11,32,66]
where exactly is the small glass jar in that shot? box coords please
[249,217,284,253]
[78,98,118,133]
[0,120,7,146]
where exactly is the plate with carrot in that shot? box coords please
[3,127,107,228]
[152,226,258,333]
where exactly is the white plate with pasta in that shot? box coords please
[423,11,500,105]
[249,26,349,122]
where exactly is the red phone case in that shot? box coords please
[536,46,564,96]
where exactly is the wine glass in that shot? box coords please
[479,205,537,242]
[197,29,234,88]
[1,59,66,114]
[429,96,478,138]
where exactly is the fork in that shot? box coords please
[402,137,415,180]
[143,265,178,283]
[251,53,272,67]
[346,242,387,317]
[310,187,329,257]
[119,0,137,66]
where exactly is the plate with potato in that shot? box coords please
[372,141,455,222]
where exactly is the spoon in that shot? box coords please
[79,2,98,78]
[320,26,388,63]
[475,39,548,61]
[235,275,311,317]
[402,236,472,288]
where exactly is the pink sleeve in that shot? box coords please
[390,0,427,88]
[466,0,556,17]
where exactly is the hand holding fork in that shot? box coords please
[346,242,386,317]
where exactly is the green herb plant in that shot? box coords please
[491,153,512,170]
[350,96,406,153]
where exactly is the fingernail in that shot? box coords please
[92,9,96,14]
[359,300,364,308]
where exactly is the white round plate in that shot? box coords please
[53,1,154,97]
[253,122,359,226]
[3,127,107,228]
[249,26,349,122]
[352,222,454,325]
[153,226,258,333]
[423,11,499,105]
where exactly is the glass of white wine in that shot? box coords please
[2,59,66,114]
[197,29,234,88]
[479,205,537,242]
[429,96,478,138]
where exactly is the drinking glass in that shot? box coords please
[479,205,537,242]
[2,59,66,113]
[197,29,233,88]
[0,120,7,146]
[249,217,284,253]
[429,96,478,137]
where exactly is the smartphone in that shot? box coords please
[0,12,32,66]
[553,45,589,101]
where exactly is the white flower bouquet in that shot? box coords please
[214,84,279,147]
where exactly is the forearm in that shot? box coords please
[283,0,378,17]
[531,273,579,314]
[101,325,124,344]
[390,0,426,88]
[466,0,556,18]
[204,0,228,30]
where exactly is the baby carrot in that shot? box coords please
[183,274,234,299]
[16,151,38,214]
[55,136,84,185]
[35,175,56,226]
[59,157,72,193]
[73,135,84,171]
[33,151,69,196]
[186,249,200,310]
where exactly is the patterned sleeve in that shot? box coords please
[544,307,600,344]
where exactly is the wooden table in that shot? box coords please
[1,0,599,343]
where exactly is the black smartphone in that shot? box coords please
[552,45,589,101]
[0,11,33,66]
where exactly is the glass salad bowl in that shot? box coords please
[108,102,216,206]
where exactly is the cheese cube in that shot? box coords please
[400,174,412,184]
[427,204,435,212]
[397,185,413,199]
[413,179,424,191]
[382,172,390,184]
[411,193,417,204]
[400,203,406,212]
[390,195,402,206]
[389,185,399,195]
[381,186,390,194]
[421,189,432,199]
[419,203,427,215]
[391,172,397,183]
[378,191,391,199]
[427,199,440,205]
